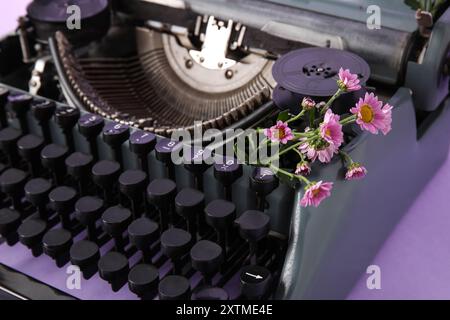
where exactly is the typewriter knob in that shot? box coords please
[40,144,69,186]
[91,160,121,205]
[175,188,205,238]
[98,251,129,292]
[17,134,44,176]
[119,169,147,218]
[101,205,132,252]
[42,228,73,267]
[183,147,211,190]
[70,240,100,279]
[161,228,192,274]
[31,100,56,143]
[49,186,78,229]
[240,265,272,300]
[55,106,80,152]
[78,113,104,161]
[158,275,190,300]
[128,264,159,299]
[8,93,32,133]
[250,167,279,210]
[0,208,21,241]
[155,138,182,180]
[24,178,52,219]
[214,157,242,200]
[128,217,159,263]
[0,168,28,211]
[190,240,223,285]
[18,218,47,256]
[102,122,129,166]
[75,196,104,241]
[146,178,177,230]
[204,199,236,254]
[0,127,22,167]
[65,152,94,196]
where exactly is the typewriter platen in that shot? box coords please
[0,0,450,300]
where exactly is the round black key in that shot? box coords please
[128,217,159,250]
[190,240,223,279]
[175,188,204,220]
[249,167,279,196]
[17,134,44,159]
[42,228,73,258]
[40,144,68,185]
[0,87,9,127]
[0,208,21,236]
[158,275,190,300]
[66,152,93,178]
[240,265,272,299]
[17,134,44,176]
[91,160,121,188]
[78,113,104,139]
[75,196,104,226]
[235,210,270,242]
[32,100,56,123]
[0,168,27,195]
[31,100,56,143]
[129,131,156,156]
[160,228,192,259]
[146,178,177,206]
[101,206,132,237]
[183,146,211,174]
[214,156,242,185]
[24,178,52,219]
[119,169,147,198]
[8,93,32,133]
[0,127,22,166]
[55,106,80,131]
[18,218,47,250]
[205,199,236,230]
[102,122,130,147]
[70,240,100,270]
[98,251,129,292]
[128,264,159,298]
[49,186,77,229]
[191,287,229,300]
[155,138,182,164]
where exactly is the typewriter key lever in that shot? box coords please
[146,178,177,231]
[70,240,100,279]
[129,131,156,175]
[55,106,80,153]
[31,100,56,143]
[98,251,130,292]
[250,167,279,211]
[190,240,224,286]
[119,169,147,219]
[214,157,242,201]
[49,186,78,230]
[155,138,182,180]
[78,113,104,161]
[101,205,132,253]
[24,178,52,220]
[0,208,21,246]
[42,228,74,267]
[128,263,159,300]
[102,122,130,167]
[128,217,159,263]
[75,196,104,241]
[161,228,192,275]
[17,134,44,177]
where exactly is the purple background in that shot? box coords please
[2,0,450,300]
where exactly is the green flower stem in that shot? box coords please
[309,109,315,128]
[294,148,304,160]
[340,115,357,125]
[321,88,343,114]
[339,150,354,166]
[287,110,306,124]
[269,164,311,185]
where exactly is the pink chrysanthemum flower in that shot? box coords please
[263,121,294,144]
[295,161,311,176]
[350,93,393,135]
[320,109,344,148]
[300,181,333,207]
[345,163,368,180]
[337,68,361,92]
[301,97,316,111]
[299,139,338,164]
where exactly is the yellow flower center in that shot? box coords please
[312,188,320,197]
[325,128,331,137]
[360,104,374,123]
[274,128,286,140]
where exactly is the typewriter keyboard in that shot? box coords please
[0,85,295,300]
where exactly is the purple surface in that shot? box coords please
[1,0,450,300]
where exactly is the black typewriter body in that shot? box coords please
[0,0,449,300]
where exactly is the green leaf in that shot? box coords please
[277,110,290,122]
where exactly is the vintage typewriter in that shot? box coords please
[0,0,449,300]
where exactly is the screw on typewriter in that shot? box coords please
[55,106,80,153]
[214,156,242,201]
[78,113,104,161]
[250,167,279,211]
[129,131,156,176]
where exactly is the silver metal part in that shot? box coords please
[29,57,50,95]
[189,16,236,70]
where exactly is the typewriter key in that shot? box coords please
[183,146,211,190]
[119,169,147,218]
[146,178,177,230]
[24,178,52,220]
[204,199,236,255]
[235,210,270,265]
[128,217,159,263]
[98,251,129,292]
[161,228,192,274]
[158,275,190,300]
[102,122,129,167]
[240,265,272,300]
[78,113,104,161]
[0,127,22,167]
[91,160,121,206]
[190,240,223,285]
[128,263,159,299]
[40,144,69,186]
[55,106,80,153]
[101,205,132,253]
[65,152,94,196]
[0,168,28,211]
[18,218,47,257]
[42,228,73,267]
[49,186,77,229]
[75,196,104,241]
[213,157,242,201]
[8,93,32,134]
[70,240,100,279]
[175,188,205,240]
[0,208,21,245]
[249,167,279,211]
[129,131,156,174]
[155,138,182,180]
[17,134,44,177]
[31,100,56,143]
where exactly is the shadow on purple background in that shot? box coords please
[1,0,450,300]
